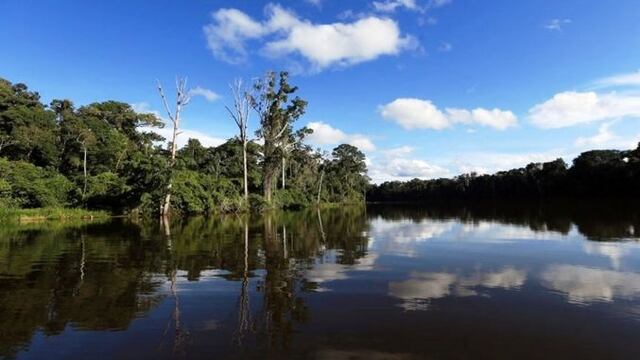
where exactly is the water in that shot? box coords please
[1,202,640,359]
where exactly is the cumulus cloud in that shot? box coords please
[204,4,416,70]
[543,18,571,31]
[306,121,376,151]
[529,91,640,128]
[594,70,640,88]
[131,102,226,149]
[380,98,517,130]
[189,86,220,102]
[541,265,640,304]
[368,146,450,183]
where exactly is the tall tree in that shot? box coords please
[250,72,307,203]
[157,78,191,216]
[226,79,251,201]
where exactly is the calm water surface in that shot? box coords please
[1,202,640,359]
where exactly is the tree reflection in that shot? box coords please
[368,199,640,241]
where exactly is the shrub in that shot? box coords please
[0,158,76,208]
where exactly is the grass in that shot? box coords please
[0,208,111,222]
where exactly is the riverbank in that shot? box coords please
[0,208,111,222]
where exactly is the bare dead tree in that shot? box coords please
[157,77,191,216]
[226,79,251,201]
[76,128,95,200]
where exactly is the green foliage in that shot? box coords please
[171,170,243,214]
[0,76,370,216]
[85,172,132,210]
[0,158,75,208]
[251,71,308,202]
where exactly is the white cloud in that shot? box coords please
[594,70,640,88]
[131,102,226,149]
[541,265,640,304]
[204,4,416,70]
[382,145,414,157]
[574,122,616,148]
[203,8,268,64]
[189,86,220,102]
[384,158,450,178]
[428,0,452,8]
[373,0,419,12]
[574,122,640,150]
[306,121,376,151]
[305,0,323,8]
[446,108,517,130]
[368,146,451,183]
[544,18,571,31]
[373,0,452,13]
[451,149,568,175]
[131,102,163,119]
[529,91,640,128]
[380,98,517,130]
[150,127,226,149]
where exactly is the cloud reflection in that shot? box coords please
[304,252,378,290]
[388,267,526,311]
[541,264,640,304]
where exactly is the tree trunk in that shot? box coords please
[317,171,324,203]
[242,140,248,201]
[263,171,274,203]
[82,145,88,199]
[162,115,179,216]
[281,157,286,190]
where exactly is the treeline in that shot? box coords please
[0,73,369,215]
[368,145,640,202]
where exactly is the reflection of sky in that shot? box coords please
[541,265,640,304]
[388,267,527,311]
[304,250,379,290]
[367,217,577,257]
[364,216,640,310]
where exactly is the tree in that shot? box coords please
[76,127,97,199]
[157,78,191,216]
[226,79,251,201]
[250,72,307,203]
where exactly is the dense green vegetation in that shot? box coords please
[368,145,640,202]
[0,74,369,216]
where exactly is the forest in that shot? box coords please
[0,73,369,216]
[368,144,640,202]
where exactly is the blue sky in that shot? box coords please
[1,0,640,182]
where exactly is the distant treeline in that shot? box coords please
[0,74,369,215]
[368,145,640,201]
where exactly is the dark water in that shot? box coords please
[1,202,640,359]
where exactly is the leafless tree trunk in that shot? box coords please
[282,157,286,190]
[226,79,250,202]
[76,131,94,200]
[157,78,191,216]
[317,170,324,204]
[82,144,88,198]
